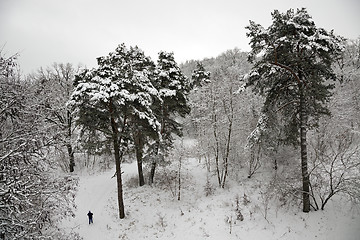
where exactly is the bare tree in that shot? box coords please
[309,125,360,210]
[30,63,79,172]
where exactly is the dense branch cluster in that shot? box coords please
[0,54,79,239]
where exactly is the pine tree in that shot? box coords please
[191,61,211,88]
[246,8,344,212]
[69,43,160,218]
[126,46,159,186]
[148,51,191,184]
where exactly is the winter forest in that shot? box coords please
[1,8,360,240]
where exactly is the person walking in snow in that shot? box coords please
[87,211,94,224]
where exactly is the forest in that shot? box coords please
[1,8,360,239]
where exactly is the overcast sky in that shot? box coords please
[1,0,359,75]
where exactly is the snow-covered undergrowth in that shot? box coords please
[61,143,360,239]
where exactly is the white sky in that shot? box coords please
[1,0,359,75]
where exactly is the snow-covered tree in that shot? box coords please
[191,61,211,88]
[29,63,78,172]
[185,49,255,187]
[183,49,258,186]
[148,51,191,184]
[332,38,360,130]
[246,8,344,212]
[69,43,160,218]
[0,53,78,239]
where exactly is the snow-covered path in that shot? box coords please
[73,170,115,238]
[61,168,115,239]
[62,162,138,239]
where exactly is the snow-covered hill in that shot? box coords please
[61,152,360,239]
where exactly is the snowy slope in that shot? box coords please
[62,149,360,239]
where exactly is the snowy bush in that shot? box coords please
[125,174,141,188]
[150,165,178,197]
[204,174,215,196]
[263,167,303,211]
[235,195,244,221]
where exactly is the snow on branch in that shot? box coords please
[246,114,268,149]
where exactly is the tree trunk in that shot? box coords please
[149,104,167,185]
[109,102,125,219]
[112,130,125,219]
[211,93,221,187]
[149,159,156,185]
[177,156,182,201]
[149,140,160,185]
[221,88,233,189]
[299,85,310,213]
[214,118,221,187]
[134,131,145,186]
[67,110,75,172]
[67,143,75,172]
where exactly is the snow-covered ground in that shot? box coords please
[62,142,360,240]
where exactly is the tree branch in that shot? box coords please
[275,100,300,112]
[270,61,302,85]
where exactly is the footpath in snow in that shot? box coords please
[61,162,138,239]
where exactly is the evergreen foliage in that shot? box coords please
[246,8,344,212]
[148,51,192,184]
[69,43,160,218]
[191,61,211,88]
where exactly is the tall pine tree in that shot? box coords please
[246,8,344,212]
[69,44,160,218]
[148,51,191,184]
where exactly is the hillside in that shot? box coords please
[61,139,360,240]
